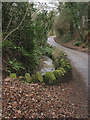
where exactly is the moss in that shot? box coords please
[25,73,31,83]
[44,71,56,85]
[42,46,72,85]
[36,72,43,83]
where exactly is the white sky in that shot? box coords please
[30,0,59,11]
[31,0,52,4]
[30,0,89,3]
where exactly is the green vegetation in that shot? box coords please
[74,41,82,47]
[25,73,31,83]
[43,47,72,85]
[53,69,65,78]
[54,2,88,47]
[44,72,56,85]
[3,2,72,85]
[32,75,36,83]
[60,58,71,71]
[9,46,72,85]
[36,72,43,83]
[10,73,17,79]
[2,2,54,76]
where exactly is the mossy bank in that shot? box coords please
[44,46,72,85]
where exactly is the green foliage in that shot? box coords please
[82,42,88,48]
[52,49,67,69]
[2,2,54,75]
[45,46,53,58]
[32,75,36,83]
[44,72,56,85]
[25,73,31,83]
[54,2,88,43]
[36,72,43,82]
[59,51,67,59]
[49,47,72,84]
[57,67,66,74]
[10,73,17,79]
[74,41,81,46]
[8,59,24,70]
[53,70,64,78]
[62,32,72,43]
[60,58,71,71]
[53,69,66,84]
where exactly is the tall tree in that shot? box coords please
[54,2,88,42]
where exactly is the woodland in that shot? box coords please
[2,2,89,118]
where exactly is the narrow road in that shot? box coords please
[47,36,88,86]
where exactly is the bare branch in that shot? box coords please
[3,5,29,41]
[4,7,12,34]
[4,16,13,35]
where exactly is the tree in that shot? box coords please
[2,2,54,76]
[54,2,88,42]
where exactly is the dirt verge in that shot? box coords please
[54,37,89,54]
